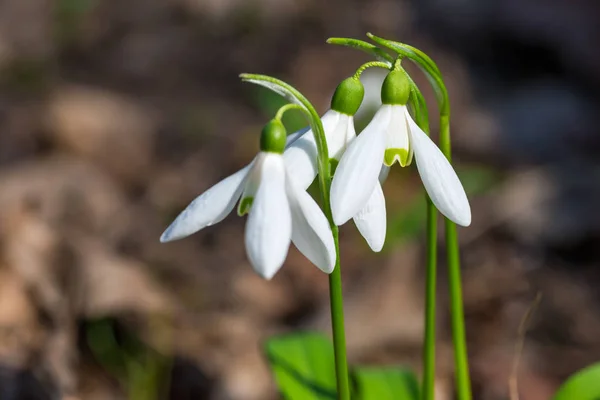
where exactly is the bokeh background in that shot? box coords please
[1,0,600,399]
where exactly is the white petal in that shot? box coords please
[330,105,391,225]
[344,116,357,149]
[245,153,292,279]
[285,126,310,147]
[353,182,387,252]
[160,163,252,242]
[384,105,411,166]
[286,174,336,273]
[321,110,349,161]
[237,154,265,215]
[283,129,318,190]
[406,109,472,226]
[283,110,343,190]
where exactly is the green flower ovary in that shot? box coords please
[330,77,365,116]
[260,119,287,154]
[381,70,410,106]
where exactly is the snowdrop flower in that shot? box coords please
[284,77,388,252]
[331,70,471,228]
[160,120,336,280]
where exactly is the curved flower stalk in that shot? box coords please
[160,120,336,280]
[284,76,388,251]
[329,35,473,400]
[239,73,352,400]
[331,68,471,229]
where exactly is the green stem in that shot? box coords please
[440,116,472,400]
[410,83,437,400]
[353,61,391,79]
[239,73,351,400]
[275,103,305,121]
[364,36,473,399]
[329,225,350,400]
[423,198,437,400]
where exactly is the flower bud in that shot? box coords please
[381,70,410,105]
[331,77,365,116]
[260,119,287,154]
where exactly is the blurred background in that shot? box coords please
[1,0,600,399]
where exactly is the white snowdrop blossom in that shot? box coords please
[160,121,336,280]
[283,76,387,252]
[331,70,471,229]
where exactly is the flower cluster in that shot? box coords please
[160,50,471,280]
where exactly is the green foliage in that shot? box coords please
[352,367,419,400]
[264,332,338,399]
[264,332,419,399]
[553,363,600,400]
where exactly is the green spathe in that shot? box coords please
[331,77,364,116]
[381,70,410,106]
[260,119,287,154]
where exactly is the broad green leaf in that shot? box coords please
[352,366,419,400]
[264,332,337,400]
[553,363,600,400]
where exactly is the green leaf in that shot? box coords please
[352,366,420,400]
[553,363,600,400]
[264,332,337,400]
[326,38,395,64]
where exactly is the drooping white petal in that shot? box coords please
[245,153,292,279]
[160,163,252,242]
[283,129,318,190]
[285,126,310,147]
[283,110,342,190]
[344,115,357,148]
[237,155,265,215]
[330,105,391,225]
[384,105,411,167]
[406,108,472,226]
[322,110,349,161]
[286,173,336,273]
[353,182,387,252]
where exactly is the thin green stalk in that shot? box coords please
[364,36,473,399]
[329,225,350,400]
[439,116,472,400]
[423,197,437,400]
[353,61,391,79]
[240,74,351,400]
[410,82,437,400]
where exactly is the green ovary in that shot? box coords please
[384,148,409,167]
[237,196,254,216]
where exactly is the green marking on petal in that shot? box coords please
[384,148,409,167]
[237,196,254,216]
